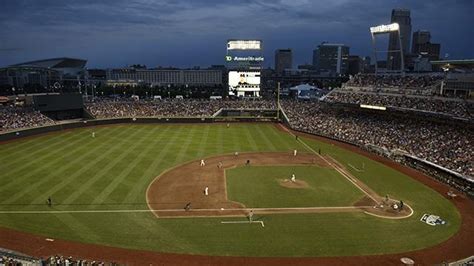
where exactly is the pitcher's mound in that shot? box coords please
[278,179,310,189]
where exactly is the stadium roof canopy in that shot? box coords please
[10,57,87,69]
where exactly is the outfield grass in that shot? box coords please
[0,123,461,256]
[226,166,365,208]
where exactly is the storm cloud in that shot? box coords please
[0,0,472,68]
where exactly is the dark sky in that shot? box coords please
[1,0,473,68]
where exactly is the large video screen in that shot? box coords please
[228,71,260,96]
[229,71,260,87]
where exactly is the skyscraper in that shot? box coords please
[274,49,293,74]
[387,9,412,71]
[313,43,350,75]
[412,30,431,54]
[412,30,440,61]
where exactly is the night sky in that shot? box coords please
[1,0,473,68]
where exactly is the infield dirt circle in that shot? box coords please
[146,152,412,219]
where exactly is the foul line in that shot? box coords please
[295,134,379,202]
[0,206,371,215]
[221,220,265,227]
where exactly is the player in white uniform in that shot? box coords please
[204,187,209,196]
[291,174,296,182]
[293,149,297,156]
[200,159,205,166]
[92,132,95,138]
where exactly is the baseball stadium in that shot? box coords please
[1,76,473,265]
[1,3,474,265]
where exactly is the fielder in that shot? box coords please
[200,159,205,166]
[204,186,209,196]
[184,202,191,211]
[293,149,297,156]
[248,210,254,222]
[92,132,95,138]
[291,174,296,182]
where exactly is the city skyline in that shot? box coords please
[1,0,473,68]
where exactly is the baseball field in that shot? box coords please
[0,123,468,261]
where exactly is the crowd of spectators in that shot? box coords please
[281,100,473,177]
[2,96,472,180]
[0,105,55,132]
[325,91,474,119]
[43,255,116,265]
[345,74,443,89]
[85,98,277,119]
[1,255,23,266]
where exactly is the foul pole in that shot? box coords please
[276,82,280,121]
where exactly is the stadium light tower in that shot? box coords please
[370,23,405,75]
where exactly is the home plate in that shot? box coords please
[221,220,265,227]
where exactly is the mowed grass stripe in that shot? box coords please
[0,130,83,173]
[29,126,145,206]
[126,213,199,252]
[254,124,277,151]
[242,124,259,151]
[0,126,131,205]
[231,124,241,152]
[53,213,102,242]
[2,127,117,177]
[196,124,210,158]
[265,125,294,151]
[0,126,123,193]
[88,125,171,207]
[216,124,224,154]
[120,125,188,204]
[59,126,150,205]
[172,125,199,164]
[0,126,110,168]
[0,129,78,157]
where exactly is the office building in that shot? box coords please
[274,49,293,74]
[313,43,350,75]
[387,9,412,71]
[412,30,440,60]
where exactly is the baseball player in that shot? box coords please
[248,210,254,222]
[47,196,52,207]
[200,159,205,166]
[293,149,297,156]
[204,187,209,196]
[184,202,191,211]
[291,174,296,182]
[92,132,95,138]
